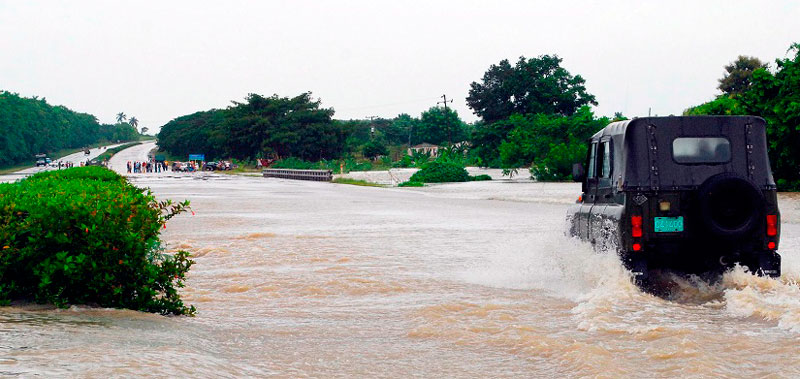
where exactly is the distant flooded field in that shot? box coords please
[2,175,800,377]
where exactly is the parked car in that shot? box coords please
[202,161,233,171]
[172,162,188,172]
[202,162,220,171]
[568,116,780,284]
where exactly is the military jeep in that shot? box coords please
[567,116,781,282]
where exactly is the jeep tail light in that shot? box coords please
[766,214,777,237]
[631,216,643,238]
[768,241,776,250]
[632,243,642,251]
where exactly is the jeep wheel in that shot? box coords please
[696,173,763,239]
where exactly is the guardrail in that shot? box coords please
[262,168,333,182]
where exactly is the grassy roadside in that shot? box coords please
[331,177,386,187]
[0,163,34,175]
[95,142,143,162]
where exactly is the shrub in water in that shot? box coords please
[398,181,424,187]
[469,174,492,181]
[408,161,470,183]
[0,167,194,315]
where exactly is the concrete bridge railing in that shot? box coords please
[262,168,333,182]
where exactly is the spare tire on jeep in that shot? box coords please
[696,172,764,239]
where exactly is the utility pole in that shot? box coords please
[437,94,454,145]
[437,94,453,110]
[366,115,378,139]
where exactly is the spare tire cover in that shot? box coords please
[696,172,764,238]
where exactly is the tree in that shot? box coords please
[469,119,516,167]
[683,96,746,116]
[159,92,346,162]
[413,106,467,146]
[116,112,127,123]
[741,43,800,189]
[224,93,342,160]
[391,113,419,146]
[140,126,149,134]
[362,139,388,159]
[157,109,227,159]
[0,92,137,166]
[466,55,597,123]
[718,55,768,96]
[497,106,608,179]
[129,116,139,131]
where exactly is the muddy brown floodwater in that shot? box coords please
[2,173,800,377]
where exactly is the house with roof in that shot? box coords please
[407,143,440,157]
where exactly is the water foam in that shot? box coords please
[458,228,635,303]
[721,266,800,332]
[459,222,800,335]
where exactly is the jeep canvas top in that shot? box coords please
[568,116,780,284]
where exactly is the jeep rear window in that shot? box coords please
[672,137,731,164]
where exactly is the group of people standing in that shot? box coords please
[127,160,168,174]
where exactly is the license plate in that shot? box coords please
[654,216,684,232]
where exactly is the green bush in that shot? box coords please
[27,166,124,182]
[0,167,194,315]
[393,154,415,168]
[398,181,424,187]
[409,161,470,183]
[469,174,492,181]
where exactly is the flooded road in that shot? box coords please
[2,172,800,377]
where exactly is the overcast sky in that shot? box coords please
[1,1,799,132]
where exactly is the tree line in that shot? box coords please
[157,93,474,162]
[684,43,800,189]
[0,91,139,167]
[158,43,799,185]
[157,53,604,181]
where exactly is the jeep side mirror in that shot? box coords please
[572,163,586,182]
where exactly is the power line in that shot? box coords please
[337,97,441,112]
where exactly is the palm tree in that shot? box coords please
[129,116,139,132]
[140,126,149,135]
[116,112,127,123]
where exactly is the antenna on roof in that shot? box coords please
[648,107,652,117]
